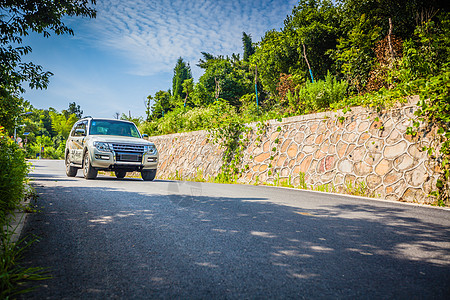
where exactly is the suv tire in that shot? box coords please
[65,154,78,177]
[83,150,98,179]
[115,170,127,179]
[141,169,156,181]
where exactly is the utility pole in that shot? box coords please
[255,65,259,111]
[302,43,314,83]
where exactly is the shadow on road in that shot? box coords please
[20,182,450,299]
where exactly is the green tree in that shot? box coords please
[283,0,342,80]
[49,111,77,140]
[172,57,192,101]
[65,102,83,119]
[251,30,300,95]
[197,58,253,107]
[149,90,172,119]
[0,0,96,94]
[331,14,381,93]
[242,32,255,61]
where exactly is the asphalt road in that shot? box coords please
[21,159,450,299]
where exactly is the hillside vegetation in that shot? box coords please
[137,1,449,203]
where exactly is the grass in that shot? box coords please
[162,169,379,199]
[1,219,51,298]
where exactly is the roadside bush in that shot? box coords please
[0,127,29,227]
[288,72,348,114]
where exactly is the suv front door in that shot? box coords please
[69,120,88,165]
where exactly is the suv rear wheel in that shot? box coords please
[141,169,156,181]
[83,150,98,179]
[65,153,78,177]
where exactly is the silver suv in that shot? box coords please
[65,117,158,181]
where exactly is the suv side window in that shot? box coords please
[72,121,87,137]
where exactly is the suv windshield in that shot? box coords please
[89,120,141,138]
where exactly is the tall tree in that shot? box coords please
[242,32,255,61]
[172,57,192,101]
[65,102,83,119]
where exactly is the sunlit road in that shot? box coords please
[21,159,450,299]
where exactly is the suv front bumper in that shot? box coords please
[89,148,158,171]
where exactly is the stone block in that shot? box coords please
[270,131,280,142]
[369,120,383,136]
[330,131,342,144]
[393,154,414,171]
[365,137,383,152]
[321,171,335,183]
[384,169,402,185]
[366,174,382,189]
[349,146,366,162]
[375,159,391,176]
[304,134,316,145]
[345,144,356,157]
[354,162,372,176]
[358,121,370,132]
[281,168,290,177]
[318,155,336,173]
[259,164,268,172]
[405,164,427,188]
[357,132,371,145]
[287,143,298,158]
[408,144,426,160]
[344,174,356,184]
[342,132,358,143]
[300,155,313,173]
[384,141,408,159]
[320,139,330,154]
[346,120,357,131]
[277,155,287,167]
[294,131,305,144]
[336,141,347,158]
[303,145,316,154]
[338,159,353,173]
[364,152,381,166]
[335,173,345,185]
[255,152,270,163]
[314,150,326,160]
[402,187,424,203]
[386,129,402,145]
[296,152,305,163]
[309,121,319,133]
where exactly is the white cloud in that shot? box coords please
[80,0,298,77]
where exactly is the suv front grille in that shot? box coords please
[111,143,145,163]
[111,143,145,153]
[116,152,142,162]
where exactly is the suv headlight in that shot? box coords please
[144,145,157,155]
[94,142,112,152]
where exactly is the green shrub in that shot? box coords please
[0,129,29,227]
[288,72,348,114]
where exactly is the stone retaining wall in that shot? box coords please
[150,96,439,204]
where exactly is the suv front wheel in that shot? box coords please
[115,170,127,179]
[83,150,98,179]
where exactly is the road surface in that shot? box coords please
[21,159,450,299]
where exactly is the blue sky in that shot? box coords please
[22,0,298,119]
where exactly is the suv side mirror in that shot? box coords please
[142,134,148,138]
[76,128,86,136]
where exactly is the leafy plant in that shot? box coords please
[0,128,29,227]
[1,226,51,298]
